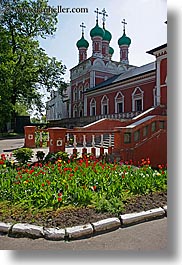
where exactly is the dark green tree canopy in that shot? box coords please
[0,0,67,130]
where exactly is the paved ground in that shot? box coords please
[0,218,167,250]
[0,138,25,154]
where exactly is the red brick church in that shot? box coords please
[44,9,167,167]
[70,8,167,119]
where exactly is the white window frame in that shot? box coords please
[78,102,83,117]
[90,98,96,116]
[132,87,144,111]
[78,85,83,100]
[73,88,77,102]
[101,95,109,115]
[115,91,124,113]
[84,82,89,91]
[73,104,77,118]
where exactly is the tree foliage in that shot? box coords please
[0,0,67,130]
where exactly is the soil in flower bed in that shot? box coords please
[0,191,167,228]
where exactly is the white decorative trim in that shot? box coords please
[90,98,96,116]
[86,75,155,97]
[114,91,124,113]
[84,94,87,116]
[28,134,33,140]
[73,104,77,118]
[152,48,167,58]
[156,60,161,105]
[153,87,157,107]
[101,95,109,115]
[56,139,63,147]
[132,87,144,111]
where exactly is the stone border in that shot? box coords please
[0,206,167,241]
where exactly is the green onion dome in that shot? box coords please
[118,32,131,46]
[76,36,89,49]
[103,28,112,42]
[109,46,114,55]
[90,22,105,38]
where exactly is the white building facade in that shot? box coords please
[46,85,71,121]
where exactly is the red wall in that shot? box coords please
[87,79,156,115]
[133,130,167,168]
[160,58,167,85]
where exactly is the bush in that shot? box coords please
[12,148,33,164]
[44,152,57,163]
[56,151,69,162]
[36,151,45,161]
[44,151,69,163]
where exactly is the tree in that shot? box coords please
[0,0,67,131]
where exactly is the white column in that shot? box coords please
[83,135,86,148]
[90,71,94,88]
[84,94,87,116]
[156,59,161,106]
[100,134,104,147]
[92,135,95,148]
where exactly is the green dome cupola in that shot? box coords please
[103,28,112,42]
[118,32,131,46]
[90,21,105,38]
[118,18,131,46]
[76,36,89,49]
[77,22,89,63]
[109,46,114,55]
[118,19,131,64]
[90,8,105,38]
[77,22,89,49]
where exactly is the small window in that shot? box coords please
[117,102,123,113]
[91,107,96,116]
[124,133,131,144]
[135,99,142,111]
[143,126,148,137]
[103,105,108,115]
[134,130,140,142]
[151,122,156,132]
[159,121,165,129]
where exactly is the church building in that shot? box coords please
[70,8,167,120]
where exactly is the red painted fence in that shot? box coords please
[24,115,167,167]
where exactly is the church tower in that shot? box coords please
[76,23,89,63]
[90,8,105,58]
[118,19,131,64]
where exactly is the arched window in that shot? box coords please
[84,82,89,91]
[90,98,96,116]
[78,85,83,100]
[101,95,109,115]
[73,104,77,118]
[78,102,83,117]
[73,88,77,102]
[132,87,144,112]
[115,91,124,113]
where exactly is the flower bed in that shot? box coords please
[0,152,167,218]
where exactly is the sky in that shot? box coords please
[39,0,167,82]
